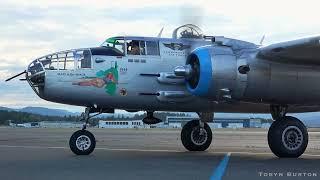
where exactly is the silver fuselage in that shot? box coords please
[25,36,320,113]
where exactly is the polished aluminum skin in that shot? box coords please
[23,24,320,114]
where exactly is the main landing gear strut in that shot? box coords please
[268,105,309,158]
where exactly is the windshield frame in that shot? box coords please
[100,37,125,55]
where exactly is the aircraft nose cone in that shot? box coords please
[26,59,46,97]
[27,60,45,84]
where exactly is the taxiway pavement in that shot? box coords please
[0,127,319,180]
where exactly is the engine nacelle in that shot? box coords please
[185,46,238,101]
[183,45,320,105]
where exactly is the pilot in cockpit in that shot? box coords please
[128,40,140,55]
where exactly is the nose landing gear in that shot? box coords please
[69,107,107,155]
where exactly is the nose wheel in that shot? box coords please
[268,116,308,158]
[69,130,96,155]
[181,119,212,151]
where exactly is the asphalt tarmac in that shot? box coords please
[0,127,320,180]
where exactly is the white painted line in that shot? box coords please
[0,145,68,149]
[298,153,320,157]
[0,145,181,153]
[212,151,320,157]
[0,145,320,157]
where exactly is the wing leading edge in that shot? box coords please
[257,36,320,65]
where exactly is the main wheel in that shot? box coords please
[181,119,212,151]
[268,116,308,158]
[69,130,96,155]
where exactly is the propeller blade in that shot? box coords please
[178,6,204,56]
[260,35,265,45]
[157,27,164,38]
[5,70,27,82]
[179,6,203,28]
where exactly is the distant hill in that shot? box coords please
[19,107,79,117]
[0,106,79,117]
[0,109,80,125]
[0,107,14,111]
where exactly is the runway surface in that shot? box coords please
[0,127,320,180]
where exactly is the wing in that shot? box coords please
[257,36,320,65]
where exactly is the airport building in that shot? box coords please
[39,121,83,128]
[165,116,266,128]
[11,121,83,128]
[165,116,247,128]
[98,120,149,128]
[97,116,269,129]
[14,122,40,128]
[8,116,270,129]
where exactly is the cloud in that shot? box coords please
[1,0,184,9]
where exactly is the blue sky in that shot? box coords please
[1,0,320,112]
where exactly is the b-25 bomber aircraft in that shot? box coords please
[6,24,320,158]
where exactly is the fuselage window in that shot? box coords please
[146,41,159,56]
[127,40,146,55]
[64,55,74,70]
[40,50,92,70]
[139,41,146,55]
[76,50,92,69]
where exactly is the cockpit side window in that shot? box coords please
[75,50,92,69]
[126,40,159,56]
[81,50,91,68]
[37,49,92,71]
[146,41,159,56]
[127,40,142,55]
[139,41,146,55]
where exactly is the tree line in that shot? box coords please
[0,110,190,125]
[0,110,79,125]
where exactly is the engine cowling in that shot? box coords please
[176,44,320,105]
[182,45,238,100]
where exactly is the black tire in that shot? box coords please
[268,116,308,158]
[69,130,96,155]
[181,119,212,151]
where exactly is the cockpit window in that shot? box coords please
[139,41,146,55]
[37,49,92,71]
[146,41,159,56]
[100,37,125,54]
[127,40,143,55]
[172,24,204,39]
[75,50,91,69]
[127,40,159,56]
